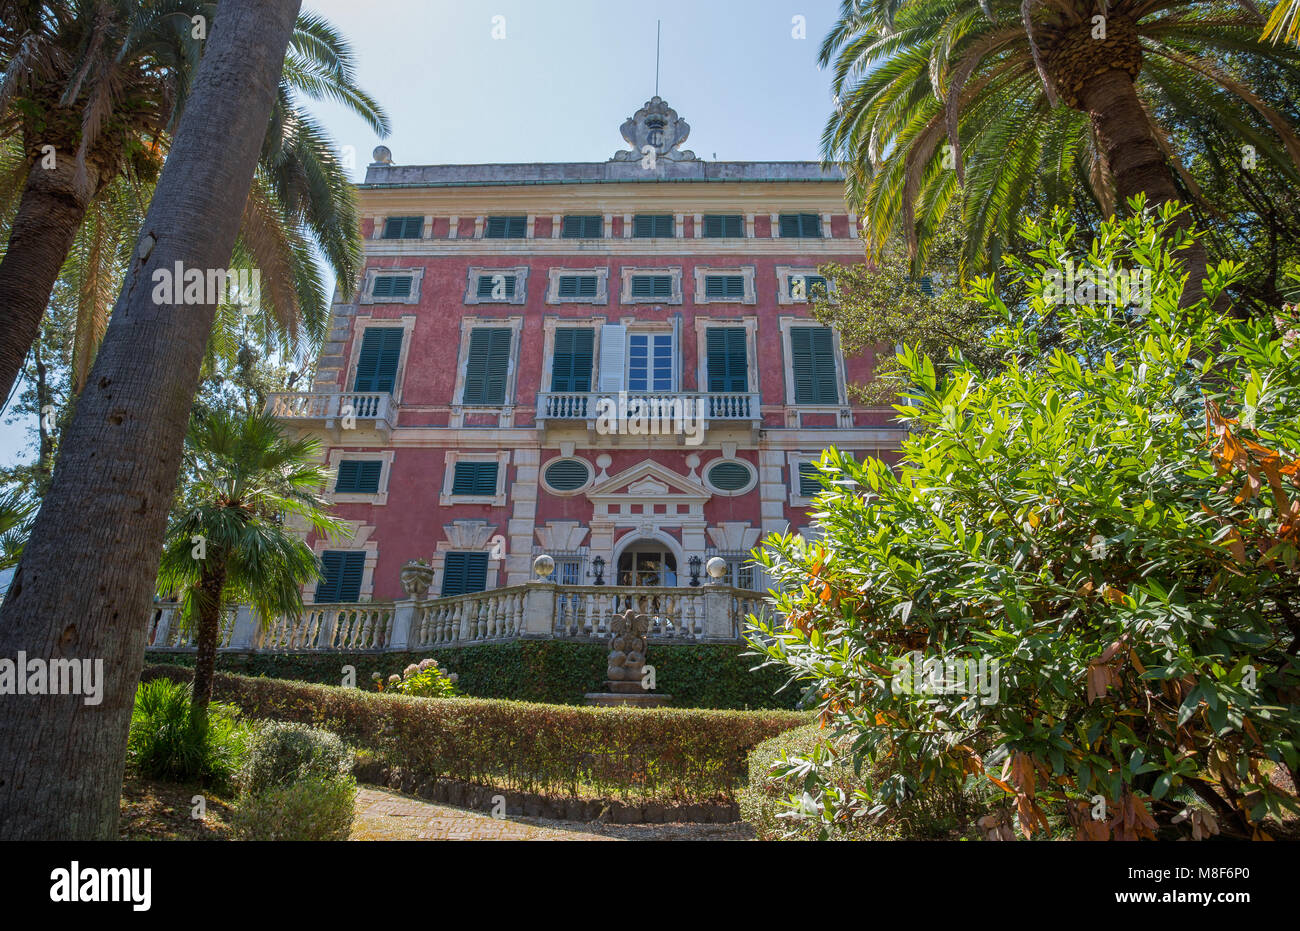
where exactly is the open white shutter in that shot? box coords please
[598,324,626,392]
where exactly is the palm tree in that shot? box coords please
[0,486,35,574]
[0,2,389,400]
[820,1,1300,278]
[1265,1,1300,44]
[0,0,302,841]
[157,410,345,728]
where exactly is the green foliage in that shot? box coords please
[0,485,35,573]
[126,679,250,792]
[749,204,1300,840]
[231,775,357,841]
[239,721,354,797]
[381,657,460,697]
[142,664,808,804]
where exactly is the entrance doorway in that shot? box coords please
[616,543,678,587]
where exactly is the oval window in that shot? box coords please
[544,458,591,492]
[706,461,753,492]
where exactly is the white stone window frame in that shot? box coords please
[775,265,837,306]
[546,267,611,305]
[787,452,824,508]
[693,316,758,396]
[778,315,849,409]
[361,267,424,305]
[541,315,605,393]
[619,266,683,305]
[692,265,757,305]
[449,314,525,426]
[327,449,396,506]
[464,265,529,306]
[701,455,757,497]
[539,454,596,497]
[344,315,417,404]
[439,450,511,507]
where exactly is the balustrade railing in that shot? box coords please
[410,586,529,648]
[536,391,760,424]
[266,391,392,425]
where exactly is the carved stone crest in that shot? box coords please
[611,97,698,162]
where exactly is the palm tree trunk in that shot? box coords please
[0,154,96,401]
[0,0,302,841]
[189,557,229,732]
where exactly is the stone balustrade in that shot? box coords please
[144,581,766,654]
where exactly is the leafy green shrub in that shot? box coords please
[749,203,1300,841]
[142,664,808,803]
[239,721,354,797]
[126,678,249,791]
[379,657,459,697]
[231,775,357,841]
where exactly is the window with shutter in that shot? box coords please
[789,326,839,404]
[462,327,513,405]
[451,461,499,496]
[441,552,489,596]
[789,274,829,300]
[778,213,822,238]
[475,274,517,299]
[352,328,404,392]
[798,462,823,497]
[630,275,673,299]
[628,333,673,391]
[485,216,526,239]
[704,275,746,300]
[557,275,599,299]
[633,214,674,238]
[335,460,382,494]
[316,551,366,603]
[597,324,627,392]
[702,214,743,238]
[706,328,748,392]
[551,328,594,392]
[382,216,423,239]
[371,275,413,298]
[562,215,604,238]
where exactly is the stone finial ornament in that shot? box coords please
[611,97,698,162]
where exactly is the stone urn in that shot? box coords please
[399,560,435,600]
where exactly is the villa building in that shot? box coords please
[252,97,903,645]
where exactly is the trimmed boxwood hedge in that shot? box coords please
[145,640,804,709]
[141,664,808,804]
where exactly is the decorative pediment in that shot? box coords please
[586,460,711,503]
[440,520,498,551]
[611,96,698,162]
[535,521,589,552]
[707,522,762,553]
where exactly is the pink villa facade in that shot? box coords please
[239,98,905,648]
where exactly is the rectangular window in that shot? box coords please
[382,216,423,240]
[704,275,746,300]
[441,552,489,597]
[557,275,599,299]
[352,327,403,392]
[702,214,743,238]
[551,327,594,392]
[628,333,673,391]
[779,213,823,238]
[788,274,829,301]
[371,275,413,299]
[462,327,513,405]
[316,550,365,603]
[562,215,604,239]
[790,326,839,404]
[335,460,382,494]
[451,461,499,496]
[798,461,823,498]
[706,327,748,393]
[630,275,673,299]
[475,273,517,299]
[633,214,674,238]
[484,216,526,239]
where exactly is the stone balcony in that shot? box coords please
[145,582,768,654]
[535,391,761,440]
[267,391,394,437]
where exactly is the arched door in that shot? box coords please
[616,544,678,587]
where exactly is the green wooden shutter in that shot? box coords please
[779,213,822,238]
[441,552,489,596]
[798,462,822,497]
[633,214,673,238]
[704,275,745,299]
[703,214,742,238]
[316,551,365,603]
[551,327,594,391]
[451,461,499,496]
[383,216,422,239]
[353,327,404,392]
[463,327,513,404]
[790,326,839,404]
[335,460,382,493]
[562,215,603,238]
[476,274,516,299]
[631,276,672,298]
[485,216,526,239]
[558,276,598,298]
[706,328,748,392]
[371,275,412,298]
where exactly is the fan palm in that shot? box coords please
[820,0,1300,279]
[0,2,389,399]
[155,409,346,728]
[1265,0,1300,44]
